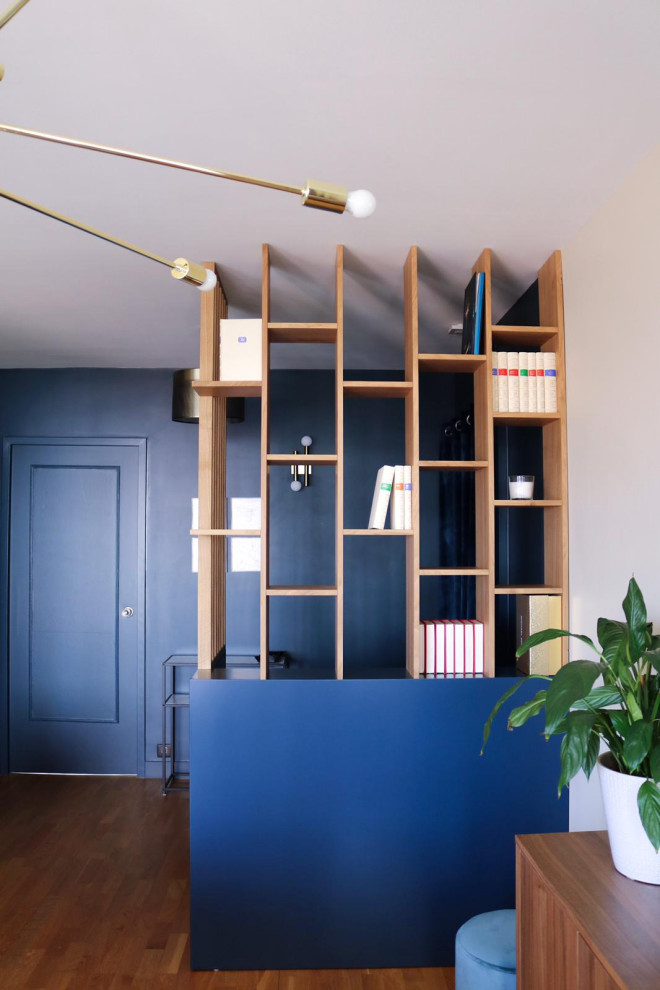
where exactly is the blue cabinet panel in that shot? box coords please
[190,675,567,970]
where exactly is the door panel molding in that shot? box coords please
[1,437,146,775]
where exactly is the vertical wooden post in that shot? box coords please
[539,251,569,665]
[472,249,496,676]
[335,246,344,679]
[259,245,271,679]
[197,263,227,670]
[404,247,420,678]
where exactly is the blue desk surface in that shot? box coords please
[190,674,566,971]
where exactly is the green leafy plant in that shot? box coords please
[482,576,660,851]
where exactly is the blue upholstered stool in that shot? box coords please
[455,909,516,989]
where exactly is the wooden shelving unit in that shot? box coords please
[194,247,569,677]
[405,246,569,676]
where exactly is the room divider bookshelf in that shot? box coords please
[192,246,569,678]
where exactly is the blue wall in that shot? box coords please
[0,367,475,772]
[0,369,198,777]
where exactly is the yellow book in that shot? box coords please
[547,596,562,674]
[516,594,550,674]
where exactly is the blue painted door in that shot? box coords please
[9,442,143,773]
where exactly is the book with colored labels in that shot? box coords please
[497,352,508,411]
[507,351,520,412]
[519,352,529,413]
[543,351,557,412]
[368,465,395,529]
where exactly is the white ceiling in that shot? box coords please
[0,0,659,369]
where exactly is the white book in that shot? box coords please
[492,363,499,412]
[519,352,529,413]
[464,621,474,675]
[473,622,485,675]
[435,621,445,676]
[419,624,426,676]
[443,622,455,675]
[219,319,262,382]
[392,465,405,530]
[424,621,436,676]
[507,352,520,413]
[528,352,538,413]
[543,351,557,413]
[403,465,412,531]
[368,465,395,529]
[454,621,465,675]
[536,352,545,412]
[497,352,508,412]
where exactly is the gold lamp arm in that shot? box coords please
[0,0,31,30]
[0,123,354,213]
[0,186,215,289]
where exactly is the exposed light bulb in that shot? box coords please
[198,269,218,292]
[301,435,312,447]
[345,189,376,219]
[290,479,302,492]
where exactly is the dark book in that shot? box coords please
[461,272,485,354]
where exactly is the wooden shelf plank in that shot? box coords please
[268,323,337,343]
[343,529,413,536]
[493,412,561,427]
[494,585,563,595]
[494,499,562,508]
[194,380,262,397]
[191,529,260,536]
[343,381,412,397]
[267,453,337,465]
[491,325,559,346]
[266,586,338,597]
[419,567,490,577]
[419,460,489,472]
[419,354,487,373]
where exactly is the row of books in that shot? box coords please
[493,352,557,413]
[419,620,485,676]
[368,465,412,530]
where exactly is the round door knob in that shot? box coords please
[121,607,134,618]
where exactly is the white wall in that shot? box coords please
[563,145,660,829]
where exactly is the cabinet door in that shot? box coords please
[578,936,621,990]
[518,849,579,990]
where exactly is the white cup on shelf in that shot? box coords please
[508,475,535,499]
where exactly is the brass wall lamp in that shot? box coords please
[0,123,377,218]
[0,0,375,286]
[0,187,218,290]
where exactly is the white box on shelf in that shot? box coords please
[220,319,262,382]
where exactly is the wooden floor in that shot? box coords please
[0,775,455,989]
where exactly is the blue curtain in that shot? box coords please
[438,408,475,619]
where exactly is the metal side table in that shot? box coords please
[161,654,197,795]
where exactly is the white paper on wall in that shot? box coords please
[191,498,199,573]
[227,497,261,572]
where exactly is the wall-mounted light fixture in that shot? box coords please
[0,0,375,286]
[291,436,313,492]
[0,123,377,219]
[0,187,217,290]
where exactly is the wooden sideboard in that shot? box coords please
[516,831,660,989]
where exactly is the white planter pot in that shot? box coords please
[598,753,660,885]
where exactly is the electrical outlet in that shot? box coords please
[157,743,172,758]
